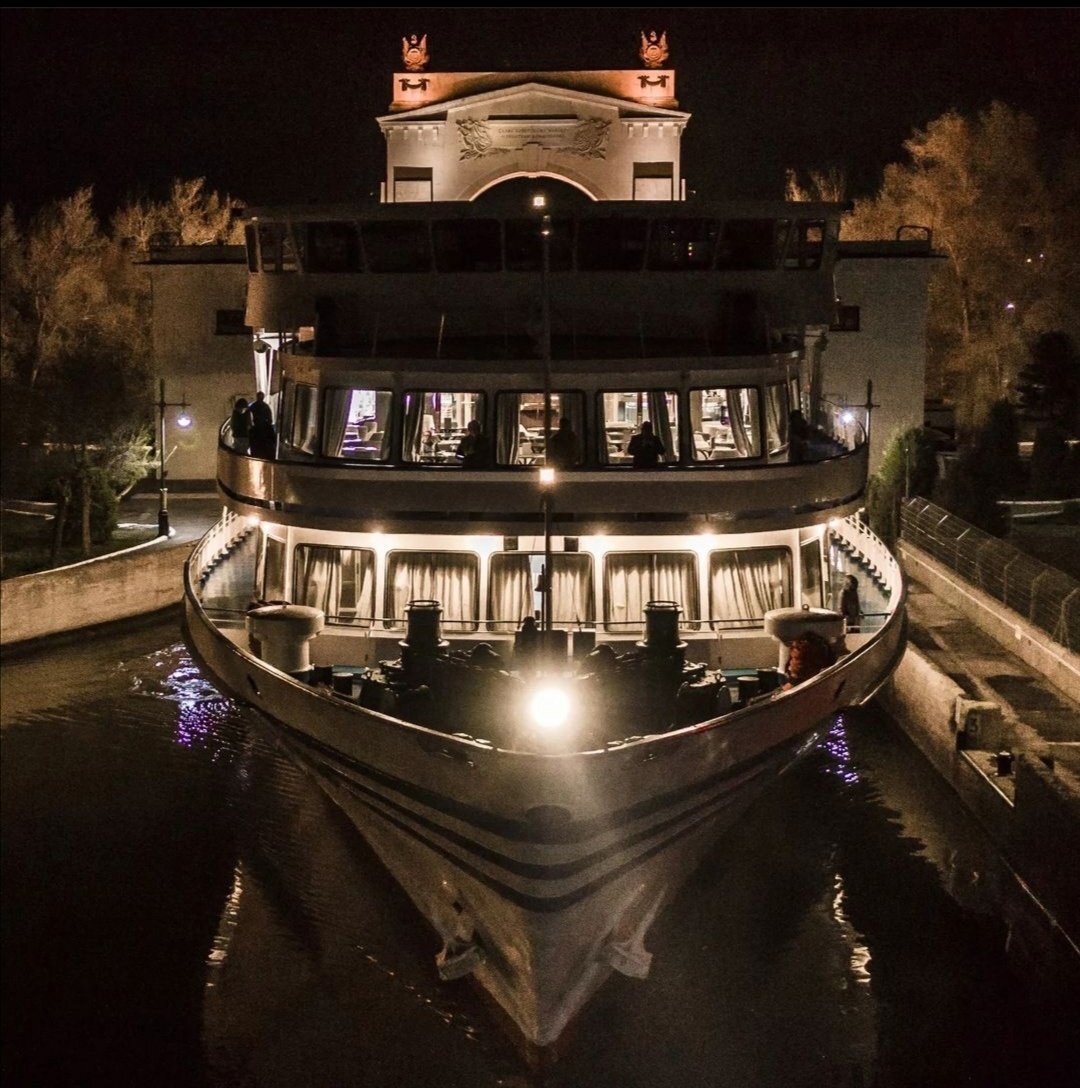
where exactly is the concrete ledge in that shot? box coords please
[0,537,194,649]
[899,541,1080,701]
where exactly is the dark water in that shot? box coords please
[3,619,1078,1088]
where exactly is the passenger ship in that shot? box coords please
[183,51,905,1052]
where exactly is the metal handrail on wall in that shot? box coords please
[900,497,1079,653]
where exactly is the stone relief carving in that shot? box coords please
[639,30,669,69]
[563,119,612,159]
[402,33,429,72]
[456,118,508,160]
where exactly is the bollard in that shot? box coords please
[996,750,1013,776]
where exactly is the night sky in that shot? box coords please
[2,8,1078,218]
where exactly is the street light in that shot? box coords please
[157,378,191,537]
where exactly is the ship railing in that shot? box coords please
[188,510,251,585]
[813,399,867,455]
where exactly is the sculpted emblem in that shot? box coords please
[456,118,508,160]
[564,118,611,159]
[639,29,669,69]
[402,33,429,72]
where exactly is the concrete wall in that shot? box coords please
[899,542,1080,701]
[0,539,192,648]
[146,253,252,483]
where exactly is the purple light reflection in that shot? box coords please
[821,713,860,785]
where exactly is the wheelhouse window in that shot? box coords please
[603,552,700,633]
[715,219,784,270]
[322,387,392,460]
[293,545,376,626]
[599,391,679,464]
[488,553,595,632]
[402,391,485,464]
[647,218,720,271]
[709,547,792,629]
[495,391,585,466]
[304,222,361,273]
[504,218,574,271]
[385,552,479,632]
[283,381,319,456]
[433,219,502,272]
[577,218,648,271]
[360,221,432,273]
[764,382,790,456]
[785,220,825,269]
[256,223,297,273]
[689,387,761,460]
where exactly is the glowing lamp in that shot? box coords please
[529,686,571,732]
[531,193,547,210]
[176,410,193,429]
[539,467,556,488]
[840,411,854,425]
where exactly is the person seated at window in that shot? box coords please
[627,419,665,468]
[455,419,493,468]
[546,416,579,470]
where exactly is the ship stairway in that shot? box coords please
[832,531,891,595]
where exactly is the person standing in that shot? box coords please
[546,416,579,470]
[627,419,665,468]
[840,574,862,632]
[229,397,252,453]
[455,419,493,468]
[249,390,276,459]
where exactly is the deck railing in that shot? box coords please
[900,498,1079,652]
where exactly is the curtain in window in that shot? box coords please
[488,554,533,630]
[765,383,788,455]
[647,391,675,462]
[402,392,423,461]
[604,553,697,632]
[293,546,375,624]
[322,388,351,457]
[710,548,791,627]
[259,536,286,601]
[496,393,522,464]
[729,388,753,457]
[550,555,595,626]
[651,553,699,629]
[388,552,478,631]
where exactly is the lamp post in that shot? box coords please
[539,467,556,643]
[157,378,191,537]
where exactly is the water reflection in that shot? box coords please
[2,631,1078,1088]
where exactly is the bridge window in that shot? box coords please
[647,218,720,270]
[257,223,298,272]
[504,217,574,271]
[402,390,485,463]
[360,221,432,272]
[689,388,761,460]
[433,219,502,272]
[577,218,648,271]
[488,552,594,632]
[282,381,319,456]
[294,545,376,627]
[305,222,362,273]
[322,387,392,460]
[385,551,479,632]
[709,547,792,629]
[599,391,679,464]
[785,220,825,269]
[603,552,700,633]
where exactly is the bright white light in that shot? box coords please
[529,686,570,731]
[539,467,556,487]
[1005,302,1016,311]
[246,514,261,528]
[841,411,854,425]
[176,411,192,428]
[531,193,547,210]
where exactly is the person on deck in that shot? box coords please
[455,419,493,469]
[249,391,277,459]
[546,416,579,470]
[840,574,862,632]
[627,419,665,468]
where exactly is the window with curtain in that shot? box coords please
[402,391,484,463]
[599,391,679,464]
[284,381,319,455]
[709,547,792,629]
[488,553,596,630]
[689,387,761,461]
[603,552,699,632]
[495,391,585,465]
[293,545,376,626]
[765,382,789,456]
[800,538,824,608]
[385,551,479,632]
[322,387,393,460]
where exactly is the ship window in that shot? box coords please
[709,547,792,629]
[322,387,393,460]
[647,218,720,270]
[294,545,376,627]
[360,221,432,272]
[689,388,761,460]
[576,218,648,271]
[495,391,585,466]
[765,382,790,456]
[715,219,782,270]
[785,220,825,269]
[385,551,479,632]
[800,538,824,608]
[603,552,700,633]
[402,391,486,463]
[284,381,319,455]
[488,553,594,632]
[433,219,502,272]
[257,534,286,601]
[598,391,679,465]
[504,218,574,271]
[305,222,361,273]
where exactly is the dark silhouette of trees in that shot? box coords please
[1014,331,1080,435]
[866,427,939,548]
